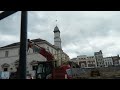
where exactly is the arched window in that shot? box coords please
[5,51,9,57]
[1,63,10,71]
[30,60,39,70]
[81,63,85,68]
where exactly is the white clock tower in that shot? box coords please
[53,25,62,49]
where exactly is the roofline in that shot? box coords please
[0,45,19,50]
[0,40,60,51]
[41,41,69,57]
[0,39,69,58]
[43,41,64,51]
[0,40,46,50]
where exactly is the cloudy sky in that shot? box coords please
[0,11,120,59]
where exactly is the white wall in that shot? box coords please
[75,55,97,68]
[0,47,19,58]
[87,56,97,68]
[54,32,60,38]
[0,42,69,77]
[103,57,113,67]
[54,32,61,48]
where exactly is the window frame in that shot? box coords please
[4,68,8,71]
[5,51,9,57]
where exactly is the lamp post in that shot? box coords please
[19,11,28,79]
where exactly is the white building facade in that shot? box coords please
[103,57,113,67]
[87,56,97,68]
[0,26,70,78]
[94,50,104,67]
[71,55,97,68]
[77,55,87,68]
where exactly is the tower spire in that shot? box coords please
[54,20,60,33]
[53,20,61,49]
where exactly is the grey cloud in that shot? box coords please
[0,12,21,35]
[1,11,120,59]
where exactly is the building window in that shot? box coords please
[55,51,57,54]
[33,48,36,53]
[4,68,8,71]
[26,71,29,74]
[47,47,49,52]
[81,63,85,68]
[51,49,53,54]
[33,49,35,53]
[33,48,38,53]
[5,51,9,57]
[32,66,37,70]
[18,49,20,55]
[105,62,107,66]
[16,67,18,72]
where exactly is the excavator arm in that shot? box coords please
[27,39,73,79]
[27,39,54,61]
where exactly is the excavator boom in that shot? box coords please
[27,39,72,79]
[28,39,54,61]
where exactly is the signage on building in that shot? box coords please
[0,71,10,79]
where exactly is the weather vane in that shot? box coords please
[56,19,57,26]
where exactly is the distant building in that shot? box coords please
[103,57,113,67]
[71,55,97,68]
[112,55,119,66]
[87,56,97,68]
[94,50,104,67]
[77,55,88,68]
[70,58,78,64]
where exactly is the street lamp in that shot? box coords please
[19,11,28,79]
